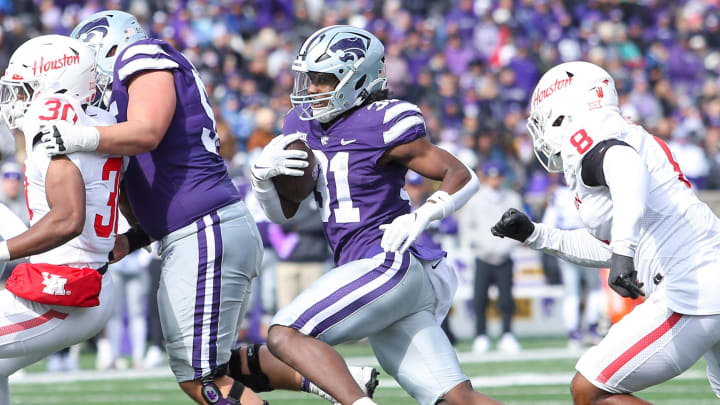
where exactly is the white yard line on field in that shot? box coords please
[10,348,581,385]
[8,366,706,389]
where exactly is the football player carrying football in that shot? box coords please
[492,61,720,404]
[0,35,118,404]
[251,25,502,405]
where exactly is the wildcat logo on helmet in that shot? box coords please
[74,17,110,41]
[329,37,367,63]
[32,54,81,76]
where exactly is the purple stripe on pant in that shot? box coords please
[290,252,410,337]
[192,218,208,379]
[208,213,223,372]
[309,253,410,337]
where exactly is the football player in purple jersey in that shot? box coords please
[250,26,502,405]
[40,11,376,405]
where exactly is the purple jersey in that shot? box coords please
[283,99,445,265]
[110,39,241,239]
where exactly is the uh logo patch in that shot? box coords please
[41,271,71,296]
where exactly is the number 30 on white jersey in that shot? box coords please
[22,94,121,266]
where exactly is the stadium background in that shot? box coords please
[1,0,719,403]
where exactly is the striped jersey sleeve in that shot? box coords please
[115,39,180,84]
[380,100,426,147]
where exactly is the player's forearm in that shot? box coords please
[251,176,295,223]
[526,223,612,267]
[423,161,479,221]
[6,211,82,260]
[603,146,648,257]
[96,121,164,155]
[437,159,473,195]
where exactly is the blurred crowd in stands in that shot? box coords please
[0,0,719,205]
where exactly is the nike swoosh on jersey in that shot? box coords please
[340,138,357,145]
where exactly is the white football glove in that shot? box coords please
[41,121,100,156]
[379,207,434,254]
[251,133,309,182]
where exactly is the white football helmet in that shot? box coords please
[71,10,147,108]
[527,61,619,172]
[0,35,97,129]
[291,25,387,123]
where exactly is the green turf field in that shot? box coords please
[9,339,717,404]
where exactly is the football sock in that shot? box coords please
[300,377,334,402]
[351,398,377,405]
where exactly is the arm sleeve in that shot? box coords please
[250,176,291,224]
[603,145,648,257]
[525,222,612,267]
[281,199,323,233]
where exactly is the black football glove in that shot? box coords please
[608,253,645,299]
[491,208,535,242]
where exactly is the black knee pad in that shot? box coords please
[228,344,273,392]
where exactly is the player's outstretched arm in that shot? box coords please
[491,208,613,267]
[43,71,175,156]
[379,137,479,253]
[0,156,85,262]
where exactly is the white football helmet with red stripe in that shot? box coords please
[0,35,97,129]
[527,61,619,172]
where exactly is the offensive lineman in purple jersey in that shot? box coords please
[250,26,502,405]
[38,11,378,405]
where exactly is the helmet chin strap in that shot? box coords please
[314,106,339,123]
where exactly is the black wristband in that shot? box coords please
[124,225,151,254]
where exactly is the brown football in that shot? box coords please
[272,140,318,203]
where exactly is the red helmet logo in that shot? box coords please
[32,54,80,76]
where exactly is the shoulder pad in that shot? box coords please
[581,139,631,187]
[23,94,83,147]
[370,99,425,145]
[115,39,180,83]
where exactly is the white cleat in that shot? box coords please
[143,345,166,368]
[498,332,521,354]
[472,334,491,355]
[313,366,380,404]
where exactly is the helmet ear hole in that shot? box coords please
[355,75,366,90]
[552,115,565,127]
[106,45,118,58]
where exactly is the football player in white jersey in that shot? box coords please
[492,61,720,404]
[0,35,119,404]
